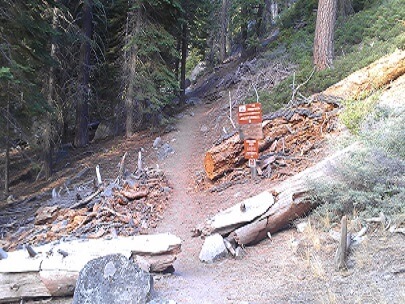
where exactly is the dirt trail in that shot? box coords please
[153,104,230,303]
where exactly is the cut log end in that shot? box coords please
[204,152,216,180]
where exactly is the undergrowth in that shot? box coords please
[260,0,405,110]
[311,103,405,223]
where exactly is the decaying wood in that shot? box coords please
[135,255,176,273]
[207,143,361,246]
[121,189,149,200]
[118,152,128,181]
[0,272,51,303]
[323,49,405,100]
[39,271,78,297]
[204,101,336,180]
[335,216,348,271]
[69,187,103,209]
[0,233,181,302]
[204,121,275,180]
[200,191,274,236]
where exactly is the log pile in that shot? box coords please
[204,99,340,180]
[197,144,360,251]
[1,166,171,252]
[0,234,181,303]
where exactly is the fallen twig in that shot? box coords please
[70,188,103,209]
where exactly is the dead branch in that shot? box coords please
[69,188,103,209]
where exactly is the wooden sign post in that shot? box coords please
[238,103,263,178]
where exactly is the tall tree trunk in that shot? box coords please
[256,3,264,38]
[180,21,188,104]
[44,5,58,179]
[74,0,93,147]
[270,0,279,25]
[241,5,248,59]
[125,3,142,138]
[4,96,10,194]
[219,0,229,63]
[314,0,337,71]
[175,37,181,80]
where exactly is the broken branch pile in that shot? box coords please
[1,166,171,251]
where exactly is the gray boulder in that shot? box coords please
[157,143,174,160]
[153,137,163,149]
[199,234,228,263]
[73,254,152,304]
[93,120,118,141]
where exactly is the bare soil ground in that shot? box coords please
[1,67,404,304]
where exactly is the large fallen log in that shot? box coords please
[323,49,405,100]
[0,233,181,303]
[228,143,361,245]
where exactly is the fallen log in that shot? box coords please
[221,143,361,246]
[135,255,176,273]
[0,233,181,302]
[204,103,336,180]
[199,191,274,236]
[323,49,405,100]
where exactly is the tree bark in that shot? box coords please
[314,0,337,71]
[219,0,229,63]
[124,2,144,137]
[4,96,10,194]
[241,5,248,59]
[323,49,405,100]
[180,21,188,104]
[44,5,58,179]
[74,0,93,147]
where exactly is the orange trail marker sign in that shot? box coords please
[238,103,263,125]
[244,139,259,160]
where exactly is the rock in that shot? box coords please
[73,254,152,304]
[200,124,208,133]
[153,137,162,149]
[0,248,8,260]
[35,205,60,225]
[296,222,309,233]
[93,120,119,141]
[234,246,246,260]
[199,234,228,263]
[157,143,174,160]
[148,298,177,304]
[185,97,201,105]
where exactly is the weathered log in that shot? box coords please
[335,216,348,271]
[0,272,51,303]
[199,191,274,236]
[204,120,281,180]
[228,143,360,245]
[135,255,176,273]
[323,49,405,100]
[0,234,181,302]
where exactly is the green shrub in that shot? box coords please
[311,102,405,222]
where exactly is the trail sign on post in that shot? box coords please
[238,103,263,179]
[244,139,259,160]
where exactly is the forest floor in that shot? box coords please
[1,63,405,304]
